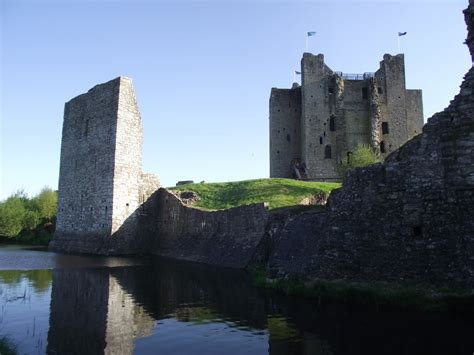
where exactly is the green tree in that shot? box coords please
[339,144,381,175]
[0,187,58,238]
[32,187,57,221]
[23,209,40,230]
[0,194,27,236]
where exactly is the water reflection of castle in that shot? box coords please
[46,260,474,355]
[47,261,276,355]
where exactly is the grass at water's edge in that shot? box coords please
[0,336,17,355]
[249,266,474,313]
[169,178,341,211]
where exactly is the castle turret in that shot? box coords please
[300,53,340,180]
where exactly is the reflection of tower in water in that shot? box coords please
[47,268,153,355]
[105,276,154,354]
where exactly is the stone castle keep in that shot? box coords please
[51,77,159,253]
[269,53,424,180]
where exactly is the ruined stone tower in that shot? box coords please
[51,77,159,253]
[270,53,424,180]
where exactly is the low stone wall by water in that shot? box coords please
[148,189,269,268]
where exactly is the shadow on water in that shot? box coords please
[45,257,474,355]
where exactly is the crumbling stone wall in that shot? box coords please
[144,189,269,268]
[369,77,382,152]
[268,1,474,290]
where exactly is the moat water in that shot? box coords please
[0,245,472,355]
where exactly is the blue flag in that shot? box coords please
[398,32,407,36]
[307,31,316,37]
[295,71,301,75]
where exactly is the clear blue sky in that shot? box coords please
[0,0,469,199]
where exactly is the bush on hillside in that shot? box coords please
[339,144,381,175]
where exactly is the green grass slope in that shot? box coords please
[169,178,340,211]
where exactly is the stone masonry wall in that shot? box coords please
[52,78,121,253]
[140,188,269,268]
[342,80,370,152]
[111,77,143,235]
[269,86,302,178]
[376,54,410,158]
[301,53,340,180]
[268,1,474,290]
[51,77,159,255]
[406,89,424,139]
[271,52,424,180]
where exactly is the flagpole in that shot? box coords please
[397,34,401,53]
[306,31,316,53]
[293,71,296,83]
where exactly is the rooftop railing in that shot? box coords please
[334,71,375,80]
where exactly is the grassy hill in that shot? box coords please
[169,178,341,211]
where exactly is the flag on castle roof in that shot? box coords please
[307,31,316,37]
[398,31,407,36]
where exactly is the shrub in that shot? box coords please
[339,144,381,175]
[31,187,57,221]
[0,187,57,238]
[0,194,27,237]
